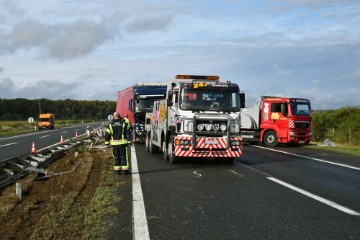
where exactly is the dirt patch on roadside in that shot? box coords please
[0,145,117,239]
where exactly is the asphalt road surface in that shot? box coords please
[132,143,360,240]
[3,130,359,239]
[0,123,100,161]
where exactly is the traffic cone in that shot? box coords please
[60,134,64,143]
[31,141,37,154]
[75,131,78,140]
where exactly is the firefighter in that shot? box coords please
[124,114,132,143]
[105,112,130,175]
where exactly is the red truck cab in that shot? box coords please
[241,96,312,147]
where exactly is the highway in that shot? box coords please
[1,130,359,239]
[130,144,360,240]
[0,123,100,161]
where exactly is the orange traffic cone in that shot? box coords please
[31,141,37,154]
[75,131,78,140]
[60,134,64,143]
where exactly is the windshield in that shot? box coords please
[291,103,311,116]
[180,88,240,112]
[135,99,156,112]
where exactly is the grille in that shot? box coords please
[295,122,310,129]
[195,120,228,134]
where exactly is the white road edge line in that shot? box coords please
[131,145,150,240]
[253,145,360,171]
[0,142,17,148]
[267,177,360,216]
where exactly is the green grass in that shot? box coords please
[304,142,360,157]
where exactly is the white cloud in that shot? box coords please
[126,15,172,34]
[0,0,359,110]
[0,19,116,59]
[346,68,360,81]
[272,64,292,75]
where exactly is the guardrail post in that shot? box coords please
[16,182,22,200]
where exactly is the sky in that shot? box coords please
[0,0,359,110]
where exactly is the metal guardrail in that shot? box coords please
[0,127,105,190]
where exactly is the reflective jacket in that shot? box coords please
[124,117,131,130]
[105,119,129,146]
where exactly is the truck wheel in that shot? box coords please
[149,133,159,154]
[162,139,168,161]
[168,136,179,164]
[264,131,278,147]
[145,132,150,152]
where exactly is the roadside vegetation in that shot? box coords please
[0,144,122,239]
[0,98,116,121]
[311,106,360,146]
[304,106,360,157]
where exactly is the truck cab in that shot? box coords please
[148,75,243,164]
[38,113,55,130]
[241,96,312,146]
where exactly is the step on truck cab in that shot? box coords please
[240,95,312,147]
[147,75,243,164]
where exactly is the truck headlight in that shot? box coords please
[197,124,204,131]
[205,124,212,132]
[220,124,227,132]
[231,140,243,146]
[289,131,296,136]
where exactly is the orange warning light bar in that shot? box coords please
[175,75,219,80]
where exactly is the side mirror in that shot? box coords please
[239,91,245,108]
[281,103,288,116]
[128,99,134,113]
[167,91,173,106]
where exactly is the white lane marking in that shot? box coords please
[0,142,17,148]
[228,170,244,177]
[267,177,360,216]
[253,145,360,171]
[40,135,50,138]
[131,145,150,240]
[61,131,68,134]
[193,170,202,177]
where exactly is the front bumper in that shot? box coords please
[173,135,242,158]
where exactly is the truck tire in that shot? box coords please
[149,133,159,154]
[264,131,278,147]
[145,132,150,152]
[162,139,168,161]
[168,136,179,164]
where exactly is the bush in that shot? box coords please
[312,106,360,145]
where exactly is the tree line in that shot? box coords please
[1,98,359,145]
[0,98,116,121]
[312,106,360,145]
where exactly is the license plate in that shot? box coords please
[299,141,305,144]
[205,139,219,145]
[241,135,253,139]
